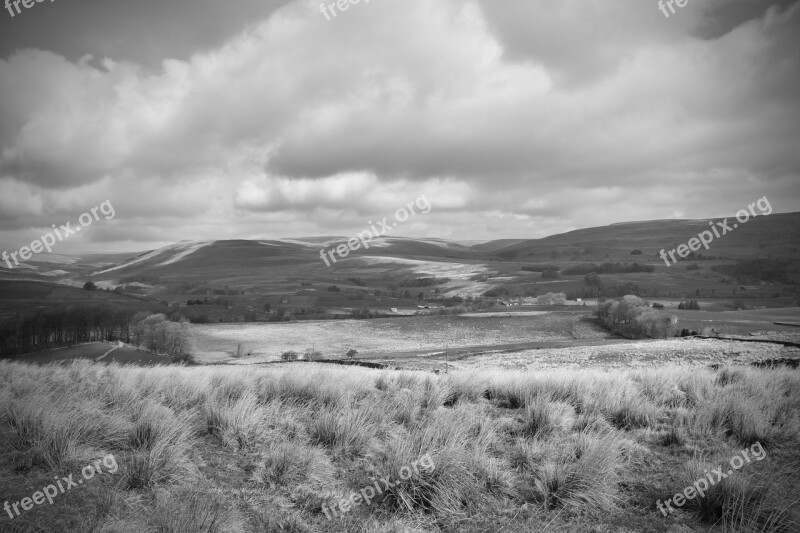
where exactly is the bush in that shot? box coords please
[596,295,675,339]
[281,351,299,361]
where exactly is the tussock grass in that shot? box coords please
[657,423,686,447]
[520,429,627,512]
[694,369,800,447]
[204,391,267,449]
[149,487,244,532]
[588,378,658,430]
[4,392,130,468]
[251,441,334,490]
[1,361,798,532]
[308,406,376,456]
[680,459,798,532]
[515,395,575,439]
[122,410,198,489]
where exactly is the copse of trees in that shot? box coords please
[129,313,191,356]
[596,295,675,339]
[535,292,567,305]
[0,305,190,357]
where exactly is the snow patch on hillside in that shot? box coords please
[92,241,211,274]
[156,241,210,266]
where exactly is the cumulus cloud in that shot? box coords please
[0,0,798,252]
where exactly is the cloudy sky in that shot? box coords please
[1,0,798,254]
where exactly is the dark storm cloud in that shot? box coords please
[0,0,290,68]
[691,0,799,39]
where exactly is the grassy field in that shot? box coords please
[0,361,798,532]
[15,342,181,366]
[189,311,608,363]
[189,307,800,365]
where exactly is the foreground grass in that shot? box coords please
[0,361,798,532]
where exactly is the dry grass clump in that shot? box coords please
[251,441,335,490]
[631,370,688,407]
[587,377,659,430]
[515,394,575,439]
[4,391,130,468]
[439,372,490,405]
[122,407,198,489]
[308,406,376,456]
[518,429,627,512]
[656,423,687,447]
[679,459,798,532]
[373,405,504,519]
[148,487,245,532]
[693,368,800,447]
[204,391,268,449]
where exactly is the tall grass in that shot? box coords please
[0,361,798,532]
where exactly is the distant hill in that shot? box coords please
[2,212,798,292]
[491,212,800,263]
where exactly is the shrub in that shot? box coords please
[281,351,299,361]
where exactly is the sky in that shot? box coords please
[0,0,799,254]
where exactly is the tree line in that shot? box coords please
[0,304,191,357]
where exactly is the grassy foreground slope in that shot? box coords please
[1,362,798,532]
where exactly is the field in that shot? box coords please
[189,311,612,363]
[189,308,800,368]
[16,342,183,366]
[1,361,798,532]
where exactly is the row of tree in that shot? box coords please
[0,305,190,357]
[562,262,656,275]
